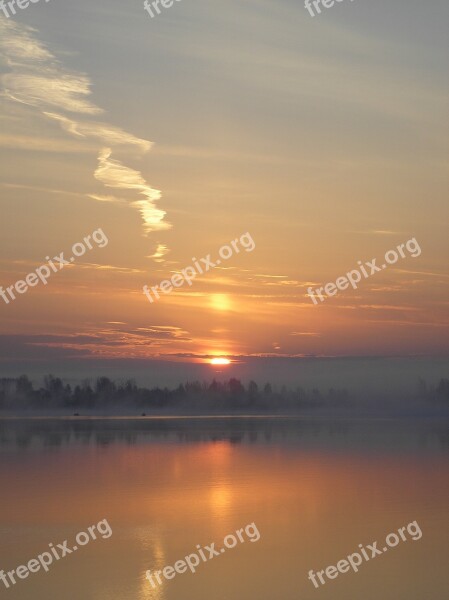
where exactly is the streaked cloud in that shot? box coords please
[1,182,83,198]
[78,263,146,274]
[44,112,152,153]
[87,194,127,205]
[290,332,322,337]
[0,20,100,115]
[350,229,405,236]
[147,244,169,263]
[0,18,169,242]
[0,132,91,153]
[19,325,193,359]
[94,148,171,234]
[394,269,449,279]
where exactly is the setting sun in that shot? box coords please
[210,358,231,366]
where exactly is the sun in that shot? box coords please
[210,294,231,311]
[210,358,231,366]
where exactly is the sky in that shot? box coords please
[0,0,448,385]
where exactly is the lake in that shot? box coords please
[0,417,448,599]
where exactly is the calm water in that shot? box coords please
[0,417,448,600]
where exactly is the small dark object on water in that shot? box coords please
[73,413,80,416]
[141,413,146,417]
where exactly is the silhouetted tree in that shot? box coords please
[0,374,362,415]
[17,375,33,396]
[247,381,259,406]
[436,379,449,402]
[263,383,272,395]
[229,378,244,395]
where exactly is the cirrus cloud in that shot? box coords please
[0,18,171,244]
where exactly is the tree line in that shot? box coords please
[0,375,447,412]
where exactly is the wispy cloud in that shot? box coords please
[87,194,127,205]
[44,112,152,153]
[147,244,169,263]
[0,20,100,115]
[94,148,171,233]
[393,269,449,279]
[350,229,405,236]
[290,332,322,337]
[1,182,83,198]
[20,325,193,359]
[78,263,146,274]
[0,18,170,243]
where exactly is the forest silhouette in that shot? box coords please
[0,375,448,414]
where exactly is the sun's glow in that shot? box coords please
[210,358,231,365]
[210,294,231,311]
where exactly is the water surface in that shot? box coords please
[0,417,448,599]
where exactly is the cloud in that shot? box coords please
[350,229,405,236]
[0,132,91,153]
[94,148,171,233]
[147,244,169,263]
[254,278,317,288]
[78,263,146,274]
[87,194,127,205]
[134,326,190,339]
[1,182,83,198]
[394,269,449,280]
[0,20,100,115]
[0,21,52,64]
[290,332,322,337]
[0,19,170,242]
[3,326,193,359]
[44,112,152,153]
[252,274,289,279]
[3,72,102,115]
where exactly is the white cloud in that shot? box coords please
[0,20,101,115]
[0,18,170,244]
[147,243,169,263]
[44,112,152,153]
[94,148,171,233]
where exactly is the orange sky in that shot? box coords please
[0,4,448,370]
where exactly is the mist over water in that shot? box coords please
[1,356,448,396]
